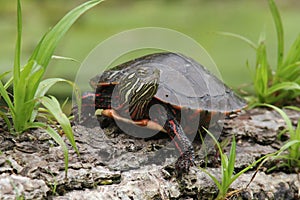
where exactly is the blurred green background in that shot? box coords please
[1,0,300,100]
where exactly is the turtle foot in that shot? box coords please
[175,152,195,175]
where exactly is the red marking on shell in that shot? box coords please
[190,109,202,118]
[82,93,95,99]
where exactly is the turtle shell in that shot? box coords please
[91,52,246,113]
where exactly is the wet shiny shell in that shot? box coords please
[91,52,246,113]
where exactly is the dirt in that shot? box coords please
[0,108,299,200]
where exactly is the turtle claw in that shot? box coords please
[175,152,195,175]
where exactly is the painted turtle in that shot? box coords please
[80,52,246,173]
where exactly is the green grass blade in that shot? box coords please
[11,61,45,131]
[227,136,236,182]
[39,96,78,155]
[199,167,222,190]
[0,81,14,116]
[13,61,36,131]
[0,71,12,110]
[29,33,46,62]
[52,55,79,62]
[3,77,13,90]
[268,0,284,67]
[0,109,12,131]
[220,153,229,192]
[31,78,81,122]
[266,82,300,96]
[261,104,294,133]
[293,120,300,164]
[12,0,22,131]
[232,152,274,184]
[283,34,300,66]
[40,78,81,115]
[13,0,22,83]
[254,41,269,101]
[0,71,11,80]
[61,97,70,111]
[203,128,223,156]
[25,65,45,123]
[25,64,44,103]
[284,106,300,112]
[203,128,231,195]
[288,118,300,161]
[223,137,238,191]
[201,129,243,198]
[44,126,69,177]
[289,141,300,163]
[217,31,257,50]
[29,0,104,68]
[277,140,300,155]
[29,122,69,177]
[36,78,75,98]
[277,61,300,81]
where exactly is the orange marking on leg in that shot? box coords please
[144,120,167,132]
[172,105,182,110]
[101,109,114,118]
[101,109,166,132]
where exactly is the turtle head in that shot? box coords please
[135,66,160,86]
[113,66,160,119]
[120,66,160,102]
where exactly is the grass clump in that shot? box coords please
[220,0,300,105]
[200,124,299,199]
[0,0,104,176]
[200,129,270,200]
[261,104,300,170]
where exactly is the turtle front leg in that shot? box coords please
[101,106,195,173]
[164,117,195,174]
[150,104,195,174]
